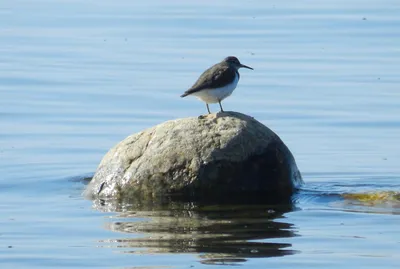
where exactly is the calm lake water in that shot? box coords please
[1,0,400,268]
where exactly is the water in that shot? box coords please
[1,0,400,268]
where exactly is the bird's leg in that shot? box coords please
[206,103,211,114]
[218,101,224,112]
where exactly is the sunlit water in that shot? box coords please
[1,0,400,268]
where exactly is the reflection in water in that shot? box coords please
[93,198,298,265]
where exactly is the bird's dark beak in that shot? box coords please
[240,64,253,70]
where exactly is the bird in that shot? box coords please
[180,56,253,114]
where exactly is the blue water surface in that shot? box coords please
[1,0,400,268]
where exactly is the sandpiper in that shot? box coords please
[180,56,253,114]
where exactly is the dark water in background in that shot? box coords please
[1,0,400,268]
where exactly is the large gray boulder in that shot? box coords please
[85,112,303,201]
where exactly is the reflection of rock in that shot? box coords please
[95,199,298,263]
[85,112,303,200]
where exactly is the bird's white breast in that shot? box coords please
[192,73,239,104]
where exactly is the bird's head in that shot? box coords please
[223,56,253,70]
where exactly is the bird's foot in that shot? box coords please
[198,114,207,120]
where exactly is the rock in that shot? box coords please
[84,112,303,201]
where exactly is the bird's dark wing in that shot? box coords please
[181,63,236,97]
